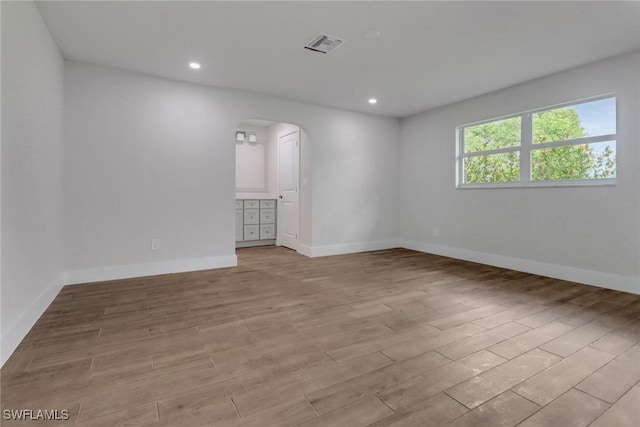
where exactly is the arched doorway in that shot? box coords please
[234,118,311,257]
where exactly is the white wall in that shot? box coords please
[64,62,400,283]
[235,124,270,197]
[400,51,640,294]
[1,1,65,365]
[235,122,302,202]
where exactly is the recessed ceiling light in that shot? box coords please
[189,62,201,70]
[368,98,377,105]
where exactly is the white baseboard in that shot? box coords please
[306,240,399,258]
[64,255,238,285]
[236,240,276,248]
[1,277,63,366]
[298,244,313,257]
[400,239,640,295]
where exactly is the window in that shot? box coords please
[457,95,616,187]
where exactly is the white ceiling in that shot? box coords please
[36,1,640,118]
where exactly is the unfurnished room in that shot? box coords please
[1,1,639,426]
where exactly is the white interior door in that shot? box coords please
[277,129,299,250]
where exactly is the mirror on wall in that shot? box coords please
[235,121,270,193]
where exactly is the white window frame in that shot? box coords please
[456,94,617,189]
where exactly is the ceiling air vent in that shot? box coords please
[304,34,344,54]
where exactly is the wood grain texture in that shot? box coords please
[2,247,639,426]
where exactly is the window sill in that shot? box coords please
[456,178,617,189]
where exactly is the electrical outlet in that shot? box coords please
[151,239,160,251]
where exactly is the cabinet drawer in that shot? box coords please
[244,200,259,209]
[235,210,244,241]
[244,209,259,225]
[260,224,275,240]
[244,225,259,241]
[260,200,275,209]
[235,200,244,209]
[260,208,275,224]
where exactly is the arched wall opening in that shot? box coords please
[234,117,312,257]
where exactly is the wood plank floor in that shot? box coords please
[2,247,639,426]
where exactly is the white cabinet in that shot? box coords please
[235,199,277,246]
[235,210,244,241]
